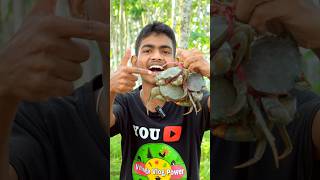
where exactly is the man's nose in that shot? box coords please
[151,50,163,60]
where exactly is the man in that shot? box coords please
[0,0,109,179]
[110,22,210,179]
[211,0,320,179]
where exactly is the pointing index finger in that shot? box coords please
[125,67,153,75]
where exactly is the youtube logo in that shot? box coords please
[163,126,182,142]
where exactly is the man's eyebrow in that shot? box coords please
[141,44,155,49]
[159,45,172,49]
[140,44,172,49]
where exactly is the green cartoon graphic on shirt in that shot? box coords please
[132,143,187,179]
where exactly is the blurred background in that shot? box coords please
[110,0,210,179]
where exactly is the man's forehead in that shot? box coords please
[140,34,173,49]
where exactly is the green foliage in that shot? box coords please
[110,0,210,71]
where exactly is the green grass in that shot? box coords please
[110,131,211,179]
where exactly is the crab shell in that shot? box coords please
[155,66,183,86]
[159,84,187,101]
[186,73,206,91]
[211,15,229,51]
[211,76,244,125]
[243,36,302,94]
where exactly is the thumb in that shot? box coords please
[120,48,132,66]
[30,0,57,16]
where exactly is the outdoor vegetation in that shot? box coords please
[0,1,319,180]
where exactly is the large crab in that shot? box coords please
[211,2,306,168]
[147,63,206,115]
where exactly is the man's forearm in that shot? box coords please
[0,97,19,179]
[312,110,320,160]
[109,92,116,128]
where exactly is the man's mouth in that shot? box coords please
[148,65,165,72]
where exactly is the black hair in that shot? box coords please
[135,21,177,56]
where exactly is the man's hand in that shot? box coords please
[177,48,210,110]
[178,48,210,78]
[0,0,108,102]
[234,0,320,49]
[110,49,153,94]
[109,49,152,128]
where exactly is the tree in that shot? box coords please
[179,0,192,48]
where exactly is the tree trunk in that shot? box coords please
[171,0,176,29]
[179,0,192,49]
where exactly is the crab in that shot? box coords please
[212,15,255,76]
[211,2,305,169]
[148,65,206,115]
[211,36,303,168]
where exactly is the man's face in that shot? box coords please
[135,33,175,84]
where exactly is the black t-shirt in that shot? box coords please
[9,76,108,180]
[211,89,320,180]
[111,87,210,179]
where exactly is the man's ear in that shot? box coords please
[131,55,138,67]
[68,0,86,18]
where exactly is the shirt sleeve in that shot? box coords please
[110,94,128,137]
[288,89,320,179]
[9,102,52,180]
[199,91,210,133]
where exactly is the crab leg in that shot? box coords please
[196,100,202,113]
[229,24,254,70]
[188,91,198,114]
[248,95,279,168]
[277,125,293,160]
[183,106,193,116]
[234,139,267,169]
[261,97,293,160]
[226,74,246,116]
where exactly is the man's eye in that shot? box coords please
[163,50,171,54]
[143,49,151,53]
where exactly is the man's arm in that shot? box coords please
[312,109,320,159]
[109,92,117,128]
[109,49,152,129]
[0,98,19,180]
